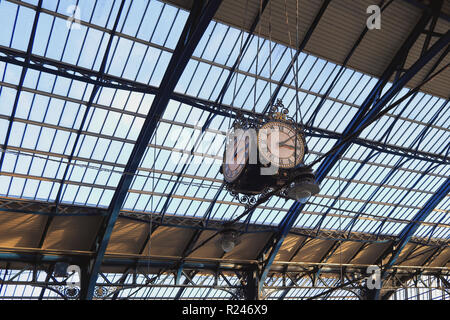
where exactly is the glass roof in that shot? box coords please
[0,0,448,300]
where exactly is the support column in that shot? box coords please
[242,269,261,300]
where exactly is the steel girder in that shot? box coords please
[257,5,449,297]
[174,270,198,300]
[157,0,270,225]
[0,263,447,300]
[1,249,448,276]
[0,48,447,164]
[78,0,223,300]
[0,196,448,244]
[305,0,393,128]
[401,0,450,22]
[280,14,450,297]
[384,177,450,274]
[241,269,261,300]
[0,0,43,171]
[313,6,445,185]
[0,0,448,301]
[37,0,127,250]
[275,0,392,299]
[0,231,447,300]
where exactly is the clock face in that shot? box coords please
[258,121,305,168]
[223,129,249,182]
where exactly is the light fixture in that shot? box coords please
[285,167,320,203]
[286,178,320,203]
[220,229,239,253]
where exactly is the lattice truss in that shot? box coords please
[0,0,448,300]
[0,265,449,300]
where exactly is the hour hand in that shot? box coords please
[278,134,300,145]
[279,142,295,149]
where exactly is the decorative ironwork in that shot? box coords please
[233,111,260,130]
[268,99,290,120]
[226,184,258,208]
[64,287,80,299]
[93,286,108,298]
[46,284,118,299]
[47,285,78,299]
[268,99,305,133]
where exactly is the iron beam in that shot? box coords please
[79,0,223,300]
[264,0,331,112]
[257,7,448,293]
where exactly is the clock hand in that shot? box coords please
[267,143,298,153]
[279,134,301,145]
[279,143,303,156]
[264,137,296,153]
[279,143,295,149]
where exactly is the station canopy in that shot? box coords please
[0,0,448,300]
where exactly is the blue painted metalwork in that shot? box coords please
[312,31,450,227]
[306,0,394,128]
[258,201,305,292]
[385,177,450,269]
[0,252,77,263]
[80,0,223,300]
[413,97,449,153]
[299,0,446,236]
[0,47,447,165]
[258,12,450,295]
[174,270,197,300]
[0,252,243,272]
[371,102,449,238]
[159,0,270,224]
[0,0,42,171]
[363,176,450,300]
[175,266,183,285]
[314,10,439,183]
[401,0,450,22]
[0,0,448,301]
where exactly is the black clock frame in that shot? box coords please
[220,100,315,207]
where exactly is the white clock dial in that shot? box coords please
[257,121,305,168]
[222,129,249,182]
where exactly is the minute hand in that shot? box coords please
[279,134,301,146]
